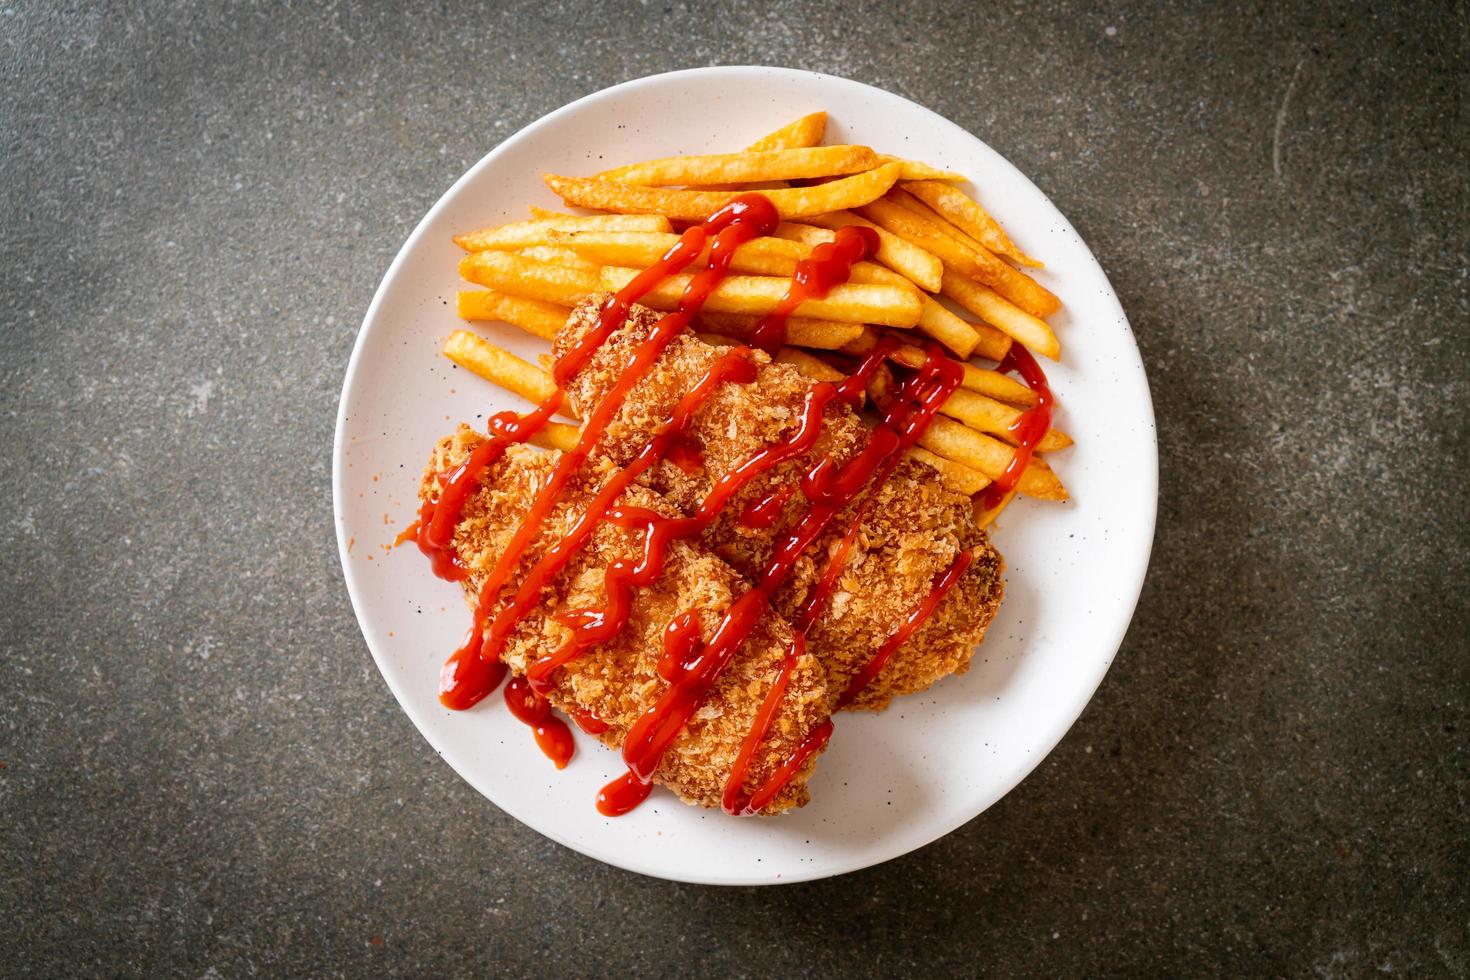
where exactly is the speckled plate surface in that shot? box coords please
[333,67,1156,885]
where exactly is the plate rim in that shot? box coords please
[333,65,1158,885]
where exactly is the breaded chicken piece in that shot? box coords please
[555,295,1005,711]
[421,428,830,812]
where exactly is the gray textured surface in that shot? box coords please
[2,1,1467,976]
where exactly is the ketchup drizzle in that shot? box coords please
[416,192,977,817]
[665,439,705,475]
[721,634,805,814]
[978,344,1053,509]
[750,225,880,353]
[737,485,795,529]
[596,770,653,817]
[615,342,963,791]
[429,195,780,712]
[503,675,576,768]
[837,549,975,708]
[658,610,703,684]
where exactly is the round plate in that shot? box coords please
[333,67,1156,885]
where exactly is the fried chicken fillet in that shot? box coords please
[420,431,830,813]
[555,295,1005,711]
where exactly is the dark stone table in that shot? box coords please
[3,2,1465,976]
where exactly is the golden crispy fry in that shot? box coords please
[857,339,1066,447]
[907,296,980,358]
[456,289,568,340]
[876,155,965,181]
[695,312,862,350]
[889,189,1050,329]
[869,370,1066,500]
[762,221,981,357]
[800,212,943,292]
[530,421,581,450]
[442,330,559,406]
[918,413,1065,500]
[856,197,1060,317]
[841,327,1018,398]
[939,270,1059,361]
[444,333,587,432]
[698,113,826,191]
[885,340,1036,406]
[599,146,878,187]
[901,180,1040,268]
[459,252,599,307]
[908,446,990,495]
[938,386,1071,451]
[549,230,811,278]
[549,229,927,314]
[515,245,601,273]
[973,490,1016,529]
[455,214,674,251]
[528,205,575,220]
[543,162,902,222]
[599,266,922,327]
[774,346,846,384]
[889,186,1001,256]
[746,112,827,151]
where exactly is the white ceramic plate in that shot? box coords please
[334,67,1156,885]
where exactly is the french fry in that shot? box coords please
[599,146,879,187]
[443,331,560,406]
[455,214,674,251]
[543,162,903,222]
[973,490,1016,529]
[516,245,601,273]
[698,113,826,192]
[550,230,812,279]
[774,346,847,384]
[940,270,1059,361]
[876,155,965,181]
[843,327,1023,401]
[908,297,981,358]
[938,386,1071,451]
[460,252,600,307]
[869,369,1066,500]
[901,180,1040,268]
[550,229,930,309]
[889,186,1003,259]
[747,112,827,151]
[885,340,1036,406]
[528,205,575,220]
[599,266,922,327]
[917,413,1066,500]
[456,289,568,340]
[696,312,862,350]
[531,421,581,451]
[856,197,1060,317]
[801,212,943,292]
[860,339,1066,446]
[770,221,988,357]
[908,446,990,495]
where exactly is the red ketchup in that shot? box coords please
[665,439,704,475]
[750,225,880,353]
[838,550,975,707]
[978,344,1053,510]
[737,486,794,529]
[503,676,575,768]
[413,192,976,817]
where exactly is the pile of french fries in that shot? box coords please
[444,112,1070,527]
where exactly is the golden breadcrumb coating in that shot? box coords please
[555,295,1005,711]
[420,429,830,812]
